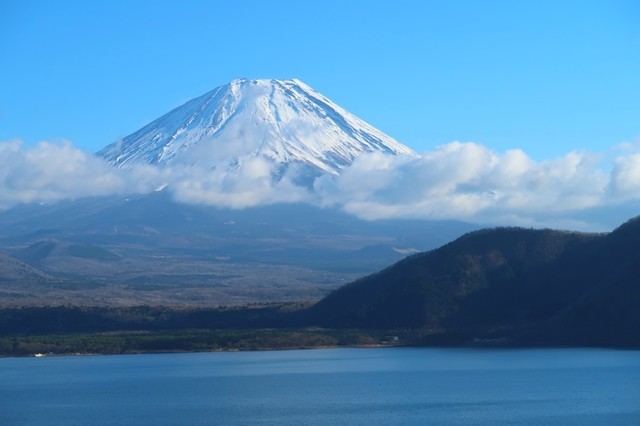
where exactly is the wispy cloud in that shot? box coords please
[2,139,640,231]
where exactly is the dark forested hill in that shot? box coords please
[3,217,640,351]
[303,217,640,347]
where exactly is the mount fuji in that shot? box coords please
[0,79,478,307]
[98,78,416,175]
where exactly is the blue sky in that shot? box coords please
[2,0,639,159]
[1,0,640,230]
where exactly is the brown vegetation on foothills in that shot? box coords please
[1,209,640,354]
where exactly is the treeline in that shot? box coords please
[0,328,395,357]
[0,304,301,335]
[0,304,414,356]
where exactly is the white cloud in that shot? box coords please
[2,139,640,231]
[314,142,626,229]
[1,140,121,208]
[609,153,640,198]
[0,140,169,210]
[0,140,313,211]
[169,157,312,209]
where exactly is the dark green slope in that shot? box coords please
[536,217,640,346]
[304,219,640,347]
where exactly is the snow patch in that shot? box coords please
[97,78,417,176]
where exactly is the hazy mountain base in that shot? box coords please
[0,260,350,307]
[0,195,476,306]
[4,215,640,355]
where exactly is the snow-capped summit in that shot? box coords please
[98,78,415,175]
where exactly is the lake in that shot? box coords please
[1,347,639,425]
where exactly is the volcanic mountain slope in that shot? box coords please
[1,78,479,306]
[0,192,478,306]
[304,217,640,347]
[0,253,52,283]
[0,252,69,305]
[98,78,415,175]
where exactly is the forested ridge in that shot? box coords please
[3,217,640,355]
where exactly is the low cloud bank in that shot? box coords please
[2,139,640,231]
[0,140,166,209]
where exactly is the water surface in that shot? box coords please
[1,347,639,425]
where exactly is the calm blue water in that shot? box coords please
[1,347,639,425]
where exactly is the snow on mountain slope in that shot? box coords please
[98,78,416,175]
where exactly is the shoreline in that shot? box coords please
[3,337,638,360]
